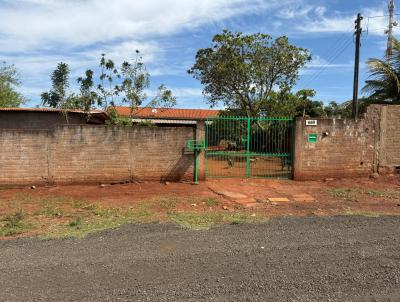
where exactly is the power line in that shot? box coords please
[301,32,354,88]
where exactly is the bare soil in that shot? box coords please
[1,175,399,216]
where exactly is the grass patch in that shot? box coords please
[327,188,359,201]
[343,210,382,218]
[0,211,33,237]
[168,212,266,230]
[0,194,268,239]
[203,198,219,207]
[366,189,400,199]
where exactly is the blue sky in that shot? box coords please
[0,0,397,109]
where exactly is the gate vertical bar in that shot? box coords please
[246,117,251,178]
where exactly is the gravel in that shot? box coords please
[1,216,400,301]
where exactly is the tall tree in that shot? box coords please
[41,62,73,108]
[97,54,120,108]
[362,39,400,103]
[77,69,100,112]
[0,62,26,107]
[120,50,176,116]
[188,30,311,117]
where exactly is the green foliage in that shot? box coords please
[119,50,176,116]
[77,69,101,112]
[327,188,359,201]
[263,89,325,117]
[97,53,120,108]
[324,101,351,118]
[41,62,72,108]
[105,107,133,126]
[69,217,82,228]
[41,52,176,121]
[0,62,26,108]
[362,39,400,103]
[168,212,266,230]
[0,211,31,236]
[188,30,311,117]
[203,198,219,207]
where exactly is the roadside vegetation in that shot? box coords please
[0,194,265,239]
[327,188,400,201]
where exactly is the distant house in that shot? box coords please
[0,108,108,130]
[114,106,220,127]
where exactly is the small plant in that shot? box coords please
[203,198,219,207]
[39,205,63,218]
[366,190,400,199]
[0,211,30,236]
[327,188,358,201]
[69,217,82,228]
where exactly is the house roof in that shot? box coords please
[114,106,220,120]
[0,107,109,121]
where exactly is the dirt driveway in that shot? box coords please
[1,216,399,301]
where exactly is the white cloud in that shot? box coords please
[308,55,352,69]
[291,5,398,36]
[0,0,275,52]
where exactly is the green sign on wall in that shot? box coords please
[308,134,317,143]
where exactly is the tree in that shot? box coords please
[120,50,176,116]
[77,69,100,112]
[362,39,400,103]
[0,62,26,107]
[97,54,120,108]
[188,30,311,117]
[41,62,74,108]
[42,52,176,125]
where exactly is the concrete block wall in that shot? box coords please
[0,125,195,186]
[130,126,195,181]
[0,130,50,185]
[293,118,374,180]
[379,105,400,172]
[50,126,131,183]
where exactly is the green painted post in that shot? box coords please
[194,150,199,184]
[246,117,251,178]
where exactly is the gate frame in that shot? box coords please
[204,116,294,179]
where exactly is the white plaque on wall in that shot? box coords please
[305,120,317,126]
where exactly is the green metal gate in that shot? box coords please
[205,116,294,179]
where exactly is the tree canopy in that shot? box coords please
[0,62,26,108]
[41,51,176,124]
[362,39,400,103]
[188,30,311,117]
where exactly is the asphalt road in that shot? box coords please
[1,216,400,301]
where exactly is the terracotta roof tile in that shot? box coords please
[114,106,220,120]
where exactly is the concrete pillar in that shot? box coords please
[292,117,304,180]
[196,121,206,181]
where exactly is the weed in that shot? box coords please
[327,188,358,201]
[203,198,219,207]
[38,205,64,218]
[69,217,82,228]
[0,211,32,236]
[168,212,266,230]
[343,211,382,218]
[366,190,400,199]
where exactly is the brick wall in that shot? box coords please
[293,118,374,180]
[0,125,195,186]
[0,130,50,185]
[377,105,400,172]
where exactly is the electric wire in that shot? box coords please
[301,29,355,88]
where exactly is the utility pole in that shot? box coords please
[352,13,363,120]
[386,0,395,58]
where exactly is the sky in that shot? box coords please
[0,0,398,109]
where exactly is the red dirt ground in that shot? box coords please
[1,176,400,217]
